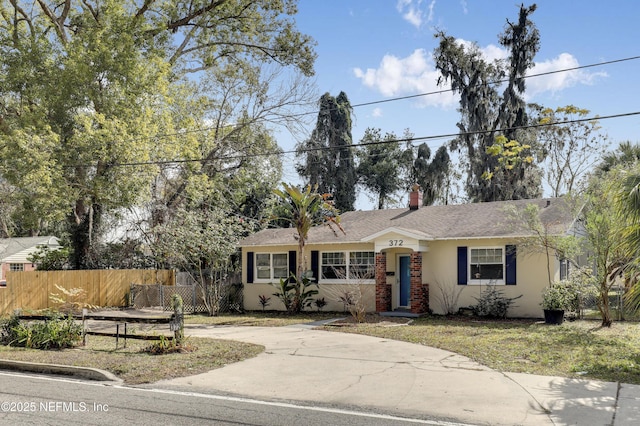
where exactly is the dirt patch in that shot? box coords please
[326,314,413,327]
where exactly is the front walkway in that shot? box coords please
[149,324,639,425]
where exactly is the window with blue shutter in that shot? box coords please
[311,251,319,283]
[288,250,297,282]
[505,245,517,285]
[457,246,468,285]
[246,251,254,283]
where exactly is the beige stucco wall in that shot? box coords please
[242,243,377,312]
[424,238,556,318]
[242,238,559,318]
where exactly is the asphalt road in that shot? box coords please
[0,372,470,426]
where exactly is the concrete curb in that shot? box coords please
[0,359,122,383]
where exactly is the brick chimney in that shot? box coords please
[409,184,423,210]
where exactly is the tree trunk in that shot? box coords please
[70,201,102,269]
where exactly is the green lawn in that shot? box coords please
[321,315,640,385]
[185,311,640,384]
[2,311,639,385]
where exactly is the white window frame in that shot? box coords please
[254,253,289,282]
[9,263,24,272]
[320,250,376,284]
[468,247,505,285]
[559,258,570,281]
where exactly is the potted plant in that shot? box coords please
[541,282,574,325]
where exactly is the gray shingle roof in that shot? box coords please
[239,197,576,247]
[0,236,60,260]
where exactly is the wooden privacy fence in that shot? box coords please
[0,269,175,316]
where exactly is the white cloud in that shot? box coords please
[354,41,607,108]
[460,0,468,14]
[372,107,383,118]
[353,48,457,108]
[525,53,608,99]
[396,0,435,29]
[454,39,507,62]
[428,0,436,22]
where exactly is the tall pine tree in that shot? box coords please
[433,4,542,202]
[296,92,357,212]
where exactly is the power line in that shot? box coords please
[119,54,640,145]
[102,110,640,168]
[348,55,640,110]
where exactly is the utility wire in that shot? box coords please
[348,55,640,110]
[120,54,640,144]
[104,110,640,167]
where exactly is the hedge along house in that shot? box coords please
[239,189,578,318]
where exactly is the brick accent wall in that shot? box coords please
[410,252,429,314]
[375,252,391,312]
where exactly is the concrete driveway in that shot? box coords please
[151,322,640,425]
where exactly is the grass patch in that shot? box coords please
[0,335,263,385]
[322,316,640,384]
[184,311,341,327]
[6,311,638,386]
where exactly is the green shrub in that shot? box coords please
[472,285,522,319]
[1,314,82,350]
[145,335,195,355]
[272,271,318,314]
[0,314,20,345]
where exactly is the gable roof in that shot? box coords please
[239,197,576,247]
[0,236,60,262]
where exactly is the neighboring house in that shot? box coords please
[239,188,580,318]
[0,236,61,285]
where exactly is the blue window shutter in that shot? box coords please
[311,251,319,283]
[288,250,297,282]
[457,246,468,285]
[506,245,517,285]
[246,251,254,283]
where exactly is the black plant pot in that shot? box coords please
[543,309,565,325]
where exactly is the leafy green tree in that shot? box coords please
[482,135,538,201]
[357,128,411,209]
[153,205,246,315]
[296,92,357,212]
[504,202,581,287]
[411,143,451,206]
[272,183,343,313]
[147,65,315,231]
[433,4,542,201]
[28,246,72,271]
[0,1,316,268]
[534,105,609,196]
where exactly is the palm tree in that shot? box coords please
[614,165,640,314]
[597,141,640,175]
[272,183,344,312]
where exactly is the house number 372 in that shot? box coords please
[389,239,403,246]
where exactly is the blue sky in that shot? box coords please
[277,1,640,206]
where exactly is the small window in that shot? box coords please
[9,263,24,272]
[321,252,346,279]
[470,248,504,282]
[559,258,570,281]
[321,251,375,281]
[349,252,375,279]
[255,253,288,280]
